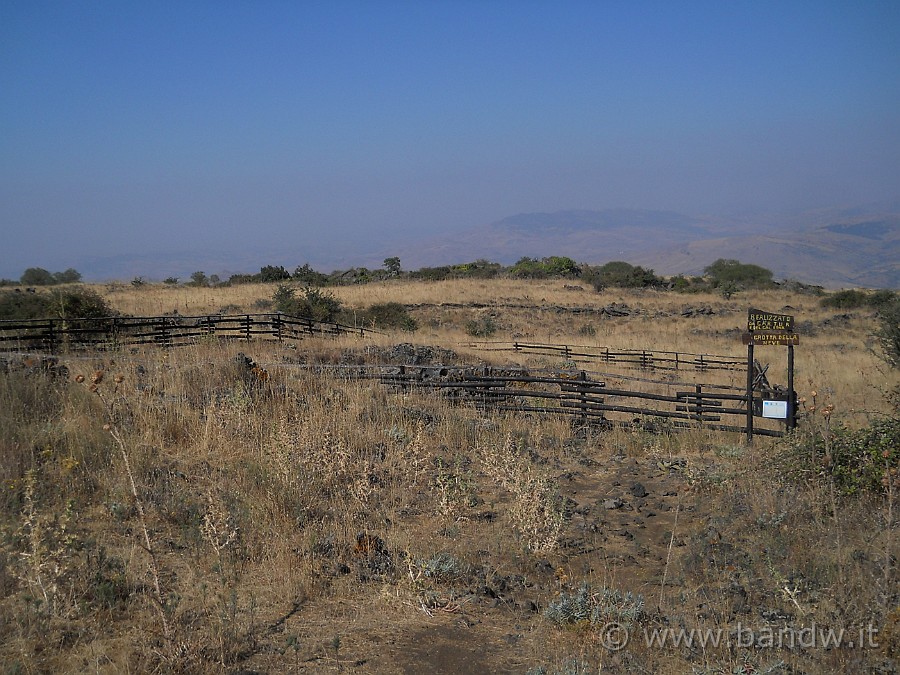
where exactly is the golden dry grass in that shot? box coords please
[0,278,896,674]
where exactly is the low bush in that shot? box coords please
[821,288,897,310]
[358,302,418,331]
[544,583,645,627]
[704,258,774,289]
[582,261,661,290]
[272,285,343,322]
[780,415,900,496]
[465,315,497,337]
[0,288,114,321]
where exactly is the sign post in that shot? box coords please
[744,308,798,443]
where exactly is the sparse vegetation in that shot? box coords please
[0,277,896,673]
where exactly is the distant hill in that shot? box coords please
[64,205,900,288]
[399,207,900,288]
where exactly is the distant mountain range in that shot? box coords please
[64,204,900,289]
[395,206,900,289]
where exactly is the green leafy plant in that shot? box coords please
[780,416,900,496]
[272,285,343,322]
[359,302,418,331]
[703,258,774,289]
[0,287,114,321]
[465,314,497,337]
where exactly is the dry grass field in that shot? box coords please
[1,278,897,674]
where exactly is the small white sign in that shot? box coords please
[762,400,788,419]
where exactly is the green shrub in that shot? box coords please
[292,263,329,286]
[273,285,343,322]
[780,416,900,496]
[465,315,497,337]
[189,271,208,287]
[257,265,292,283]
[17,267,82,286]
[820,289,869,309]
[509,256,580,279]
[20,267,55,286]
[53,269,82,284]
[409,260,503,282]
[0,288,114,321]
[583,261,661,290]
[359,302,418,331]
[821,289,897,310]
[703,259,774,289]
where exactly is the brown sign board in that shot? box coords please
[748,308,794,332]
[742,332,800,346]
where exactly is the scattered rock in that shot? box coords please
[603,498,625,510]
[681,305,715,317]
[630,482,649,498]
[599,302,636,317]
[365,343,459,365]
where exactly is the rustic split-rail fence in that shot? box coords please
[343,363,789,438]
[0,313,374,351]
[466,340,747,373]
[0,315,794,439]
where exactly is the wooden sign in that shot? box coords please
[742,332,800,346]
[748,308,794,332]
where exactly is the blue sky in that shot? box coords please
[1,1,898,278]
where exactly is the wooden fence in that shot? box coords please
[466,341,746,373]
[0,313,373,351]
[351,364,787,438]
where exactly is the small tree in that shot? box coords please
[383,257,402,277]
[273,285,342,322]
[190,271,208,287]
[584,261,660,290]
[293,263,328,286]
[53,268,82,284]
[704,259,774,289]
[20,267,55,286]
[542,256,580,277]
[258,265,292,283]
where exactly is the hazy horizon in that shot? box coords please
[2,1,899,280]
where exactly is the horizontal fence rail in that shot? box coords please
[345,364,786,438]
[465,341,747,373]
[0,313,374,351]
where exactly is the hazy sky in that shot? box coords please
[2,1,899,278]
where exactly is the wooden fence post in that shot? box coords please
[746,343,754,444]
[787,343,796,431]
[578,370,587,425]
